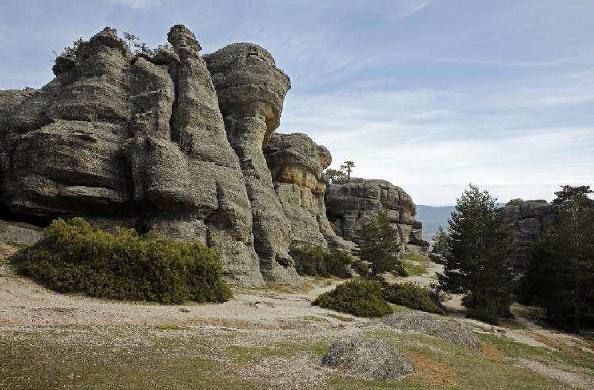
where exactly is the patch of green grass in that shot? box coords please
[479,333,594,374]
[0,327,260,390]
[402,253,431,276]
[154,324,183,331]
[325,313,356,322]
[226,340,330,364]
[327,328,566,390]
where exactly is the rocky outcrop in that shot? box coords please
[384,312,481,350]
[0,25,426,287]
[500,199,554,275]
[325,178,424,250]
[321,338,414,380]
[264,133,350,252]
[205,44,299,286]
[0,26,263,286]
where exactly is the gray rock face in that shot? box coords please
[264,133,350,252]
[500,199,554,275]
[325,178,424,250]
[321,338,414,380]
[0,25,425,288]
[0,26,263,286]
[205,43,299,286]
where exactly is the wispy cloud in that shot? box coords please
[0,0,592,204]
[107,0,168,10]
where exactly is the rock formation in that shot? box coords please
[0,25,426,286]
[500,199,554,275]
[204,43,299,286]
[264,133,350,252]
[325,178,425,251]
[321,338,414,380]
[0,26,263,286]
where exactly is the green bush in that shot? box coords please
[10,218,231,304]
[291,244,352,278]
[312,279,393,317]
[383,282,444,314]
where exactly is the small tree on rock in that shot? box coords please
[324,168,347,184]
[340,161,355,182]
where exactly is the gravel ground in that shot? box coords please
[517,358,594,390]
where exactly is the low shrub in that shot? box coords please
[383,282,444,314]
[10,218,231,304]
[291,244,352,278]
[312,279,393,317]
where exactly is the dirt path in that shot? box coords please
[0,250,357,328]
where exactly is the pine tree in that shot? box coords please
[432,226,449,254]
[340,161,355,182]
[522,185,594,332]
[438,184,513,324]
[353,212,405,277]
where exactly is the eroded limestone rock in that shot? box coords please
[0,26,263,286]
[205,43,299,286]
[264,132,350,251]
[325,178,422,250]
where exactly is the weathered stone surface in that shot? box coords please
[321,338,414,380]
[0,26,264,286]
[0,220,42,246]
[500,199,554,275]
[205,43,299,286]
[264,132,350,252]
[325,178,424,250]
[384,311,481,350]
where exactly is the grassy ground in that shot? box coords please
[402,253,432,276]
[1,242,592,389]
[2,323,590,389]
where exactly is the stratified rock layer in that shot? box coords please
[325,178,422,249]
[205,43,299,286]
[264,133,349,251]
[500,199,554,275]
[0,26,263,286]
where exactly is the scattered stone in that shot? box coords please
[384,311,481,351]
[0,220,42,246]
[321,337,414,380]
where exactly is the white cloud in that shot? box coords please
[108,0,168,9]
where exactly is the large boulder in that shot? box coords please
[205,43,299,286]
[0,26,264,286]
[500,199,554,276]
[264,132,350,251]
[325,178,424,250]
[322,338,414,380]
[384,311,481,350]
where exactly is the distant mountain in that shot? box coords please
[415,205,455,241]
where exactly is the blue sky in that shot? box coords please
[1,0,593,205]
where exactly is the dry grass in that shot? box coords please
[409,353,457,387]
[481,341,504,362]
